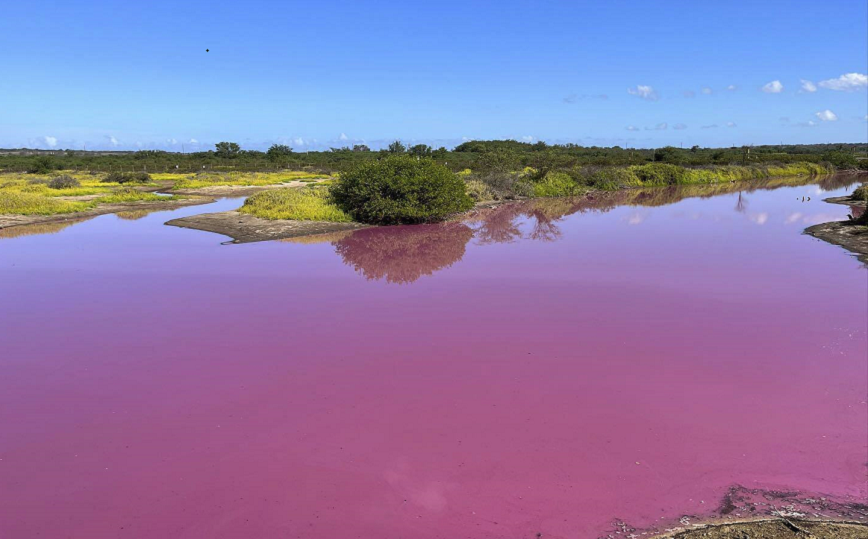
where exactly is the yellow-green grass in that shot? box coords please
[240,186,353,222]
[95,188,177,204]
[0,191,95,215]
[164,171,330,190]
[0,172,132,197]
[0,181,177,216]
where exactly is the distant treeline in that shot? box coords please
[2,140,866,174]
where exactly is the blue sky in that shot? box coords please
[1,0,866,151]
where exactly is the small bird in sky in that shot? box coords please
[206,49,210,52]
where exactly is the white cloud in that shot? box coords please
[726,84,737,91]
[339,133,348,141]
[625,125,639,131]
[189,138,199,144]
[726,122,737,128]
[701,124,718,129]
[818,72,867,91]
[43,136,57,148]
[761,80,784,93]
[166,138,178,145]
[749,212,769,225]
[106,135,120,147]
[673,123,688,130]
[645,122,667,131]
[627,85,659,101]
[624,211,647,225]
[799,79,817,92]
[815,109,838,121]
[293,137,306,147]
[521,135,535,142]
[701,87,713,95]
[683,90,696,98]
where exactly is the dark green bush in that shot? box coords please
[47,175,80,189]
[331,156,474,224]
[103,171,152,184]
[852,184,868,201]
[822,150,858,169]
[27,156,56,174]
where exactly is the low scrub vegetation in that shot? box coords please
[462,162,834,202]
[47,175,80,189]
[331,156,474,225]
[103,171,152,184]
[240,186,352,222]
[851,184,868,201]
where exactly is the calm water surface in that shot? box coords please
[1,177,866,538]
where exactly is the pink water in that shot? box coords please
[1,178,866,538]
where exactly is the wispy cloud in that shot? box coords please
[815,109,838,121]
[726,121,737,128]
[673,123,688,130]
[799,79,817,93]
[726,84,737,91]
[761,80,784,93]
[701,87,713,95]
[339,133,349,141]
[43,136,57,148]
[645,122,667,131]
[701,124,718,129]
[106,135,120,147]
[627,85,659,101]
[625,125,640,132]
[562,94,608,104]
[682,90,696,98]
[818,72,867,91]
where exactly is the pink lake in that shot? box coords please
[1,177,866,538]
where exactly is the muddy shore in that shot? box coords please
[803,195,868,264]
[165,210,370,243]
[652,519,867,538]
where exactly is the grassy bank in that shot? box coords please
[160,171,329,190]
[0,172,178,216]
[239,186,352,222]
[468,162,835,200]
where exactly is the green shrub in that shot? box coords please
[240,187,352,222]
[852,184,868,201]
[464,179,495,202]
[27,157,57,174]
[532,172,583,197]
[629,163,686,185]
[822,151,858,169]
[103,171,152,184]
[331,156,474,224]
[47,175,80,189]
